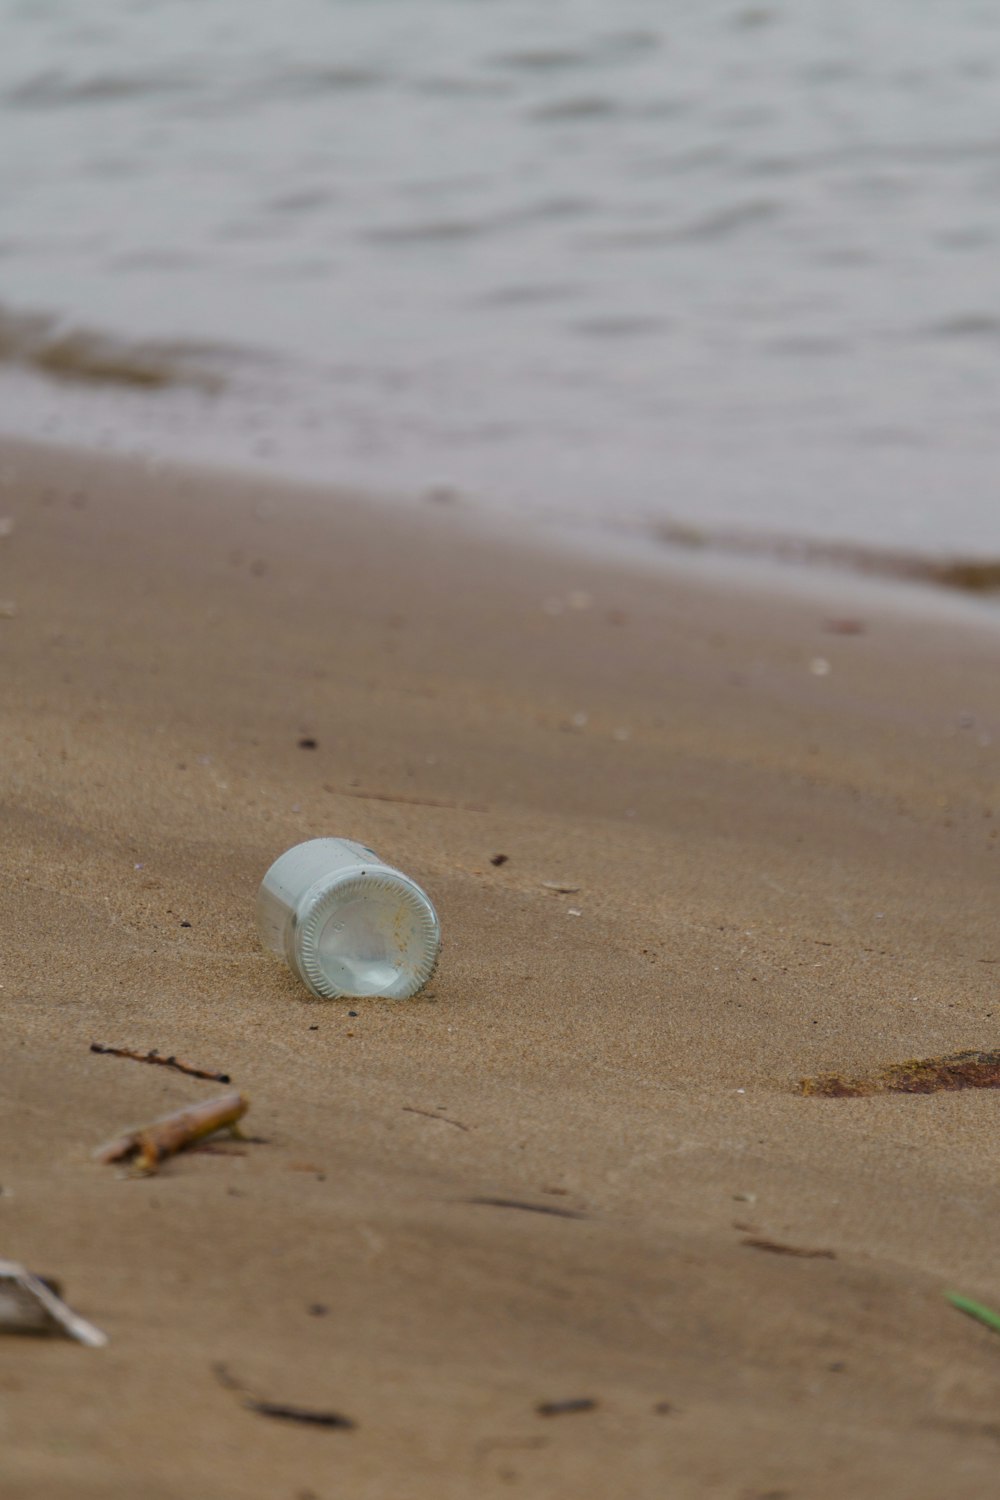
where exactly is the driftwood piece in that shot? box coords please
[94,1090,249,1175]
[0,1260,107,1347]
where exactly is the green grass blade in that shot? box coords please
[946,1290,1000,1336]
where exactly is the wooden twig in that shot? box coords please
[90,1042,231,1084]
[94,1090,249,1175]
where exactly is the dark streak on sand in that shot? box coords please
[799,1049,1000,1097]
[537,1397,598,1416]
[742,1237,836,1260]
[329,785,488,812]
[403,1105,471,1132]
[245,1400,355,1430]
[466,1196,587,1220]
[212,1363,354,1431]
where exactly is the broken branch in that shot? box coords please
[94,1090,249,1175]
[90,1042,231,1084]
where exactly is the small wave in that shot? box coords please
[880,137,1000,165]
[5,61,389,115]
[928,560,1000,593]
[244,63,387,102]
[476,282,584,308]
[491,47,593,73]
[653,519,1000,595]
[572,315,665,340]
[503,194,594,226]
[731,6,779,28]
[918,313,1000,341]
[675,199,783,241]
[741,154,805,178]
[855,424,926,448]
[578,197,779,253]
[6,68,197,109]
[0,306,226,392]
[362,218,487,246]
[411,75,514,99]
[363,192,592,249]
[530,96,620,122]
[765,334,847,357]
[603,29,661,55]
[937,227,996,251]
[578,226,674,251]
[266,187,335,215]
[492,30,658,73]
[798,60,859,85]
[109,248,204,272]
[631,98,696,121]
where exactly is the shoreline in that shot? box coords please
[5,430,1000,630]
[3,438,1000,1498]
[5,411,1000,620]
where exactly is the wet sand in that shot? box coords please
[2,439,1000,1500]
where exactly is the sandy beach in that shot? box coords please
[2,437,1000,1500]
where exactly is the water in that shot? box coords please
[4,0,1000,567]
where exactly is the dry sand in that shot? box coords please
[1,438,999,1499]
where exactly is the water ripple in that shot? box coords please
[674,199,784,241]
[0,304,229,390]
[3,0,1000,562]
[6,67,198,107]
[919,313,1000,341]
[529,95,621,122]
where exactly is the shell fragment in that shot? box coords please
[0,1259,107,1347]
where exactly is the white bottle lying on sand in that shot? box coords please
[256,837,440,1000]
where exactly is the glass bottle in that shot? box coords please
[256,838,440,1000]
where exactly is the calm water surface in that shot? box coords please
[3,0,1000,561]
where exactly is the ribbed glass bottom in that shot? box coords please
[300,875,439,999]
